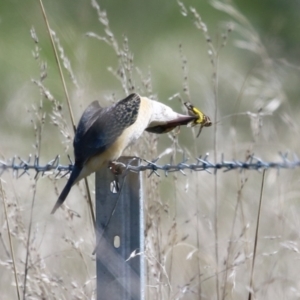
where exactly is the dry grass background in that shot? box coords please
[1,0,300,299]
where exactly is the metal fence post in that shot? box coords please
[95,157,144,300]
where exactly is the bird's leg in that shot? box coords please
[108,160,123,176]
[108,157,140,192]
[108,161,123,192]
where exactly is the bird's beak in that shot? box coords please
[145,115,197,134]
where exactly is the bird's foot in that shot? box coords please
[108,161,123,176]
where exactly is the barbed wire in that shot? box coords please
[0,152,299,179]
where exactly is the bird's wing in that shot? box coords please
[74,94,141,166]
[75,100,103,137]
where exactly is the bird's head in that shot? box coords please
[144,98,197,134]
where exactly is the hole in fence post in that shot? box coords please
[114,235,120,248]
[110,180,118,193]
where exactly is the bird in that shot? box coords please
[51,93,197,214]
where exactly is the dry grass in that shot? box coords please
[1,0,300,299]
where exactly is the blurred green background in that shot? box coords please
[0,0,300,158]
[1,0,300,299]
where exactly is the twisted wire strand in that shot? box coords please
[0,152,298,179]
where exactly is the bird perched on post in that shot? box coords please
[51,93,197,214]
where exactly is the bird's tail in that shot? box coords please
[51,165,82,214]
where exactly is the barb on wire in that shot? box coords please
[0,152,299,179]
[0,155,73,178]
